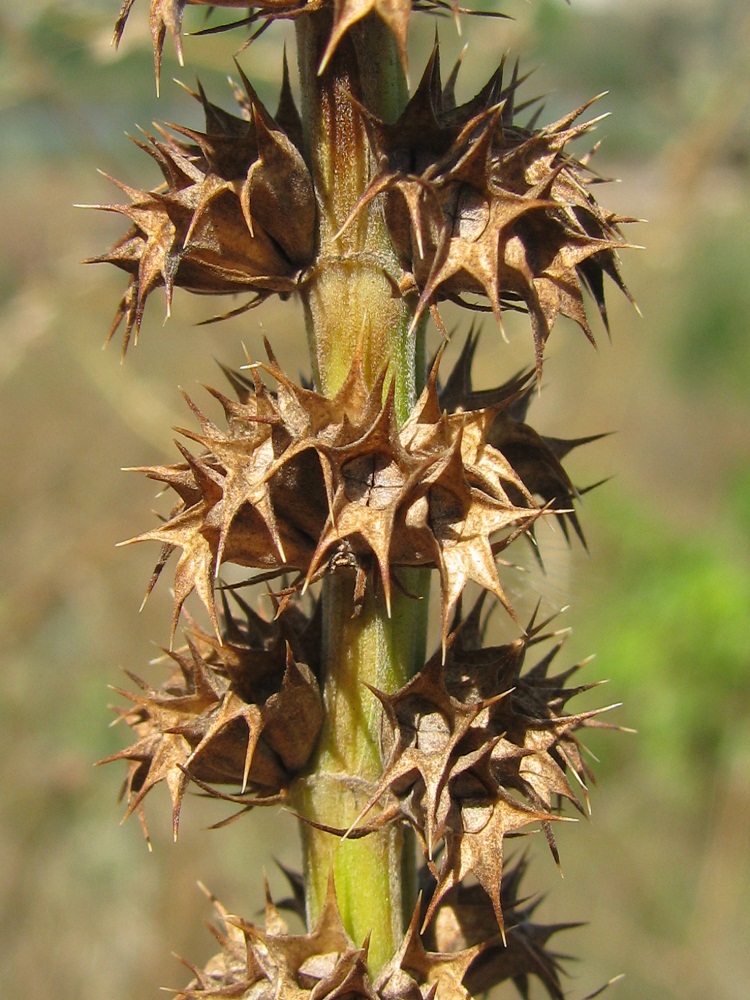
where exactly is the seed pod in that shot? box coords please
[100,594,322,840]
[85,71,314,352]
[121,344,554,646]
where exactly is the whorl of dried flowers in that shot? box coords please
[118,342,591,648]
[100,592,323,840]
[172,858,587,999]
[89,40,632,373]
[98,2,634,998]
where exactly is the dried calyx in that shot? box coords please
[174,859,581,1000]
[85,65,313,352]
[93,36,633,377]
[422,854,581,999]
[100,592,322,841]
[121,340,593,647]
[310,598,619,939]
[344,45,634,376]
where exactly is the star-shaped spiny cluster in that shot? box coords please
[121,340,585,649]
[100,592,322,841]
[344,46,635,376]
[85,63,314,352]
[174,862,582,999]
[422,854,582,999]
[334,599,620,938]
[113,0,505,84]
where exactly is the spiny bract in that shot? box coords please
[101,593,322,840]
[113,0,500,82]
[344,46,634,376]
[175,864,580,999]
[121,342,590,648]
[85,66,313,352]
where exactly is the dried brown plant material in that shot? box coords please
[423,855,580,999]
[114,1,316,84]
[439,329,608,546]
[84,72,314,352]
[175,878,377,998]
[346,601,620,936]
[345,46,634,376]
[375,903,479,999]
[100,594,322,840]
[121,345,561,644]
[113,0,504,84]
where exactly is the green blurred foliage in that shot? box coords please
[1,1,748,998]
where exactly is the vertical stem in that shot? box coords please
[293,11,430,972]
[296,12,417,419]
[297,573,424,973]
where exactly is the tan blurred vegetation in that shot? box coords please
[1,1,749,997]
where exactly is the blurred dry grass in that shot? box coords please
[1,1,749,997]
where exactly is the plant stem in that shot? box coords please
[297,571,428,972]
[293,10,430,971]
[296,12,416,420]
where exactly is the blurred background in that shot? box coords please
[1,1,749,997]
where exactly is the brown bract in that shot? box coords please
[115,1,321,85]
[100,594,322,841]
[121,344,561,647]
[423,855,580,999]
[438,329,607,549]
[344,47,635,377]
[345,600,620,938]
[175,859,592,999]
[175,877,376,998]
[178,878,479,1000]
[85,70,314,352]
[113,0,497,83]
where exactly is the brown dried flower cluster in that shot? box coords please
[309,600,617,937]
[101,593,322,840]
[90,43,632,375]
[98,2,632,997]
[174,860,582,1000]
[86,65,313,352]
[120,341,587,648]
[346,48,633,374]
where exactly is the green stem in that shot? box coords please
[293,10,431,972]
[296,12,417,420]
[297,572,428,972]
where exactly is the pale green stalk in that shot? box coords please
[293,11,430,972]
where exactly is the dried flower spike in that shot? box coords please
[95,0,633,993]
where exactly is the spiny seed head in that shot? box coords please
[423,855,581,999]
[177,878,491,1000]
[113,0,506,84]
[85,69,314,352]
[345,45,635,377]
[346,601,619,937]
[121,343,575,647]
[439,328,607,549]
[100,593,322,840]
[174,877,375,999]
